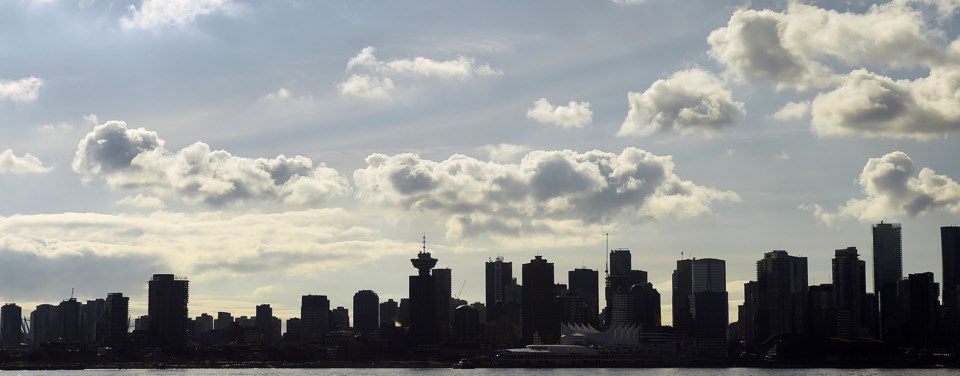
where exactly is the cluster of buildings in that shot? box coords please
[0,225,957,366]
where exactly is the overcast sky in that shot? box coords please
[2,0,960,326]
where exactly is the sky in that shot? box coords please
[1,0,960,327]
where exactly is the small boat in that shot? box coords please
[452,358,476,369]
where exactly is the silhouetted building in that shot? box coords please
[557,292,590,325]
[215,312,233,330]
[673,259,693,335]
[486,256,513,322]
[943,226,960,309]
[453,305,480,345]
[81,298,105,345]
[331,306,349,329]
[942,226,960,351]
[605,248,650,327]
[380,298,398,327]
[409,238,439,344]
[522,255,559,345]
[434,267,452,341]
[30,304,55,344]
[397,298,410,327]
[353,290,379,336]
[301,295,330,341]
[741,281,759,349]
[756,250,808,343]
[256,304,278,343]
[862,292,880,339]
[1,303,22,349]
[285,318,301,340]
[147,274,189,348]
[59,298,82,343]
[675,258,727,339]
[808,284,834,338]
[134,315,150,331]
[873,222,902,342]
[568,268,599,327]
[194,313,213,336]
[899,272,939,348]
[832,247,866,338]
[104,293,129,349]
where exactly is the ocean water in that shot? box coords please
[1,369,957,376]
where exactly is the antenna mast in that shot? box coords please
[604,233,609,276]
[422,233,426,254]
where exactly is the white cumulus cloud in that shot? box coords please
[0,77,44,103]
[353,148,739,239]
[526,98,593,129]
[771,101,810,121]
[338,46,500,99]
[120,0,235,31]
[479,143,530,163]
[0,149,51,174]
[618,68,744,137]
[337,74,395,100]
[806,151,960,224]
[72,120,350,206]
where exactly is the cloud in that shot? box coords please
[120,0,235,31]
[707,3,946,91]
[611,0,647,5]
[72,120,350,206]
[774,150,791,160]
[479,143,530,163]
[0,208,405,303]
[338,46,500,99]
[526,98,593,129]
[337,74,395,100]
[771,101,810,121]
[0,77,44,103]
[353,148,739,239]
[116,194,165,211]
[0,149,51,174]
[810,67,960,139]
[262,88,291,101]
[806,151,960,224]
[618,68,744,137]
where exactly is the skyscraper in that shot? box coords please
[30,304,55,344]
[832,247,866,338]
[255,304,277,343]
[215,312,233,330]
[409,237,439,344]
[58,298,82,343]
[673,259,693,335]
[104,293,129,349]
[568,268,599,327]
[380,298,398,327]
[943,226,960,310]
[688,258,728,339]
[522,255,558,345]
[301,295,330,341]
[756,250,808,341]
[353,290,379,336]
[0,303,22,349]
[485,256,513,322]
[81,298,105,345]
[433,267,452,341]
[147,274,189,348]
[873,222,902,342]
[331,306,349,329]
[900,272,939,348]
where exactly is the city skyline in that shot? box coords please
[1,0,960,332]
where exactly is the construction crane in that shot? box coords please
[455,280,466,300]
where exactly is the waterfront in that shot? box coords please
[2,369,959,376]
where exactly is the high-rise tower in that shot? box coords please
[873,222,902,342]
[147,274,189,348]
[409,235,439,344]
[832,247,865,338]
[522,255,558,345]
